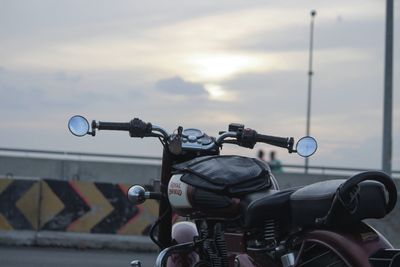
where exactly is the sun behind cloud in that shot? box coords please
[184,53,263,81]
[204,84,236,102]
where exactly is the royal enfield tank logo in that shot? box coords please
[168,174,191,208]
[169,181,183,196]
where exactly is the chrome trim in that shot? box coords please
[215,131,237,144]
[151,125,169,139]
[130,260,142,267]
[281,252,296,267]
[127,185,146,205]
[198,131,237,151]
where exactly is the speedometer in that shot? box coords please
[182,128,204,138]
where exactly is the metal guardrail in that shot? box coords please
[0,147,399,178]
[282,164,400,178]
[0,147,161,161]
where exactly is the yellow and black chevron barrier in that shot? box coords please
[0,178,158,235]
[0,179,40,230]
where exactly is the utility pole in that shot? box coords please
[382,0,394,175]
[305,10,316,173]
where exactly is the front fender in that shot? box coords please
[166,221,199,267]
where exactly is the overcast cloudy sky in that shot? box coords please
[0,0,399,170]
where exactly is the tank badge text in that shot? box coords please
[169,182,183,196]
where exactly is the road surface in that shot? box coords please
[0,246,157,267]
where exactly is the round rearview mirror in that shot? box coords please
[296,136,317,157]
[68,115,89,137]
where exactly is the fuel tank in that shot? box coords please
[167,174,241,218]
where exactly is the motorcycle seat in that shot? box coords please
[290,179,387,228]
[240,188,298,228]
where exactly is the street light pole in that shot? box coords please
[305,10,316,173]
[382,0,394,175]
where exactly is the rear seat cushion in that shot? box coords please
[290,179,387,228]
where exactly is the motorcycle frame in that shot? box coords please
[157,148,174,248]
[155,149,395,267]
[67,116,397,266]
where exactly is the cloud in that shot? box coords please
[54,71,82,83]
[235,18,383,54]
[0,86,45,110]
[0,0,398,170]
[0,69,143,113]
[155,76,208,96]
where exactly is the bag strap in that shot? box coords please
[315,185,360,226]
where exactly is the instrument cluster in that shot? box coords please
[181,128,213,150]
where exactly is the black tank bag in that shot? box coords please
[173,155,272,197]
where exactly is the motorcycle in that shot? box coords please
[68,115,399,267]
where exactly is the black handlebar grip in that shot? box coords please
[94,118,152,138]
[97,121,131,131]
[256,134,291,149]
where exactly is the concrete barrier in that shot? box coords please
[0,155,161,183]
[0,178,40,231]
[1,159,399,248]
[0,178,158,235]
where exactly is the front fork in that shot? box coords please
[157,149,174,248]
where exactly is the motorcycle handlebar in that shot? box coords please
[256,133,293,150]
[96,121,131,131]
[90,117,294,151]
[236,128,294,151]
[93,118,153,138]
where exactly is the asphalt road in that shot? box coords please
[0,246,158,267]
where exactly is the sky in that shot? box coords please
[0,0,399,170]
